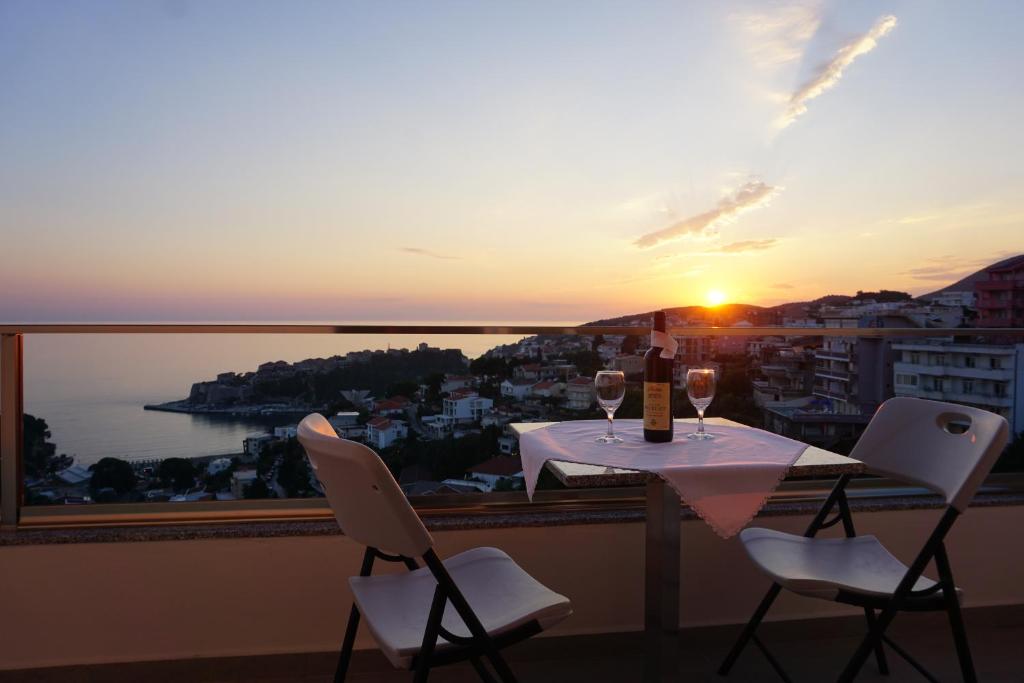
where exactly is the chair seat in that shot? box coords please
[350,547,572,669]
[740,527,948,601]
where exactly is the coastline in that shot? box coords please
[143,400,316,418]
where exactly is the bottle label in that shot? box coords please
[643,381,671,430]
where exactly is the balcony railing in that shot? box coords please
[1,323,1022,532]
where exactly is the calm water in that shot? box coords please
[19,324,562,465]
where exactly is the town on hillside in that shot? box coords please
[23,255,1024,505]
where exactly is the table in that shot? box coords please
[512,417,865,682]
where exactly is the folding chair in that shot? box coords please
[718,397,1009,682]
[298,413,572,683]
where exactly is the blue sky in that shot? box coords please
[2,0,1022,322]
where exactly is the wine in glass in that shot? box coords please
[594,370,626,443]
[686,368,716,440]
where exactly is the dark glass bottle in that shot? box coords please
[643,311,674,442]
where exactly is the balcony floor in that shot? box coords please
[4,606,1022,682]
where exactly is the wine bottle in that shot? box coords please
[643,310,675,442]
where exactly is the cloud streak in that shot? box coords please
[710,238,779,253]
[778,14,897,129]
[400,247,461,260]
[634,181,782,249]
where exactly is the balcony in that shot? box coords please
[815,350,851,362]
[814,368,850,382]
[3,494,1024,681]
[1,324,1023,682]
[893,362,1014,381]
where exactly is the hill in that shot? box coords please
[921,254,1024,299]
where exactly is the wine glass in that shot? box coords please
[686,368,716,440]
[594,370,626,443]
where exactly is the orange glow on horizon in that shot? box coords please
[705,289,728,307]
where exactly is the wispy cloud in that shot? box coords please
[634,181,782,249]
[399,247,461,260]
[778,14,897,129]
[771,282,795,289]
[901,252,1018,282]
[710,238,779,254]
[732,2,823,69]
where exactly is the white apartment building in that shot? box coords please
[365,417,409,449]
[501,379,535,400]
[442,390,494,423]
[565,376,595,410]
[893,342,1024,440]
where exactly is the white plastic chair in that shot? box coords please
[719,397,1009,683]
[297,413,572,683]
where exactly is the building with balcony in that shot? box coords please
[441,389,494,423]
[365,417,408,449]
[762,397,871,450]
[975,255,1024,328]
[893,342,1024,439]
[812,316,900,416]
[752,348,816,406]
[565,376,595,410]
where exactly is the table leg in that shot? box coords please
[644,478,681,682]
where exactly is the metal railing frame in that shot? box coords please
[2,323,1022,531]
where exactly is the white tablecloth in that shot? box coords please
[520,419,809,538]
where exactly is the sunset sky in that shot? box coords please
[2,0,1023,323]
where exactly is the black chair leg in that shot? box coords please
[413,586,448,683]
[335,603,361,683]
[470,657,499,683]
[945,595,977,683]
[935,545,977,683]
[718,583,782,675]
[863,607,890,675]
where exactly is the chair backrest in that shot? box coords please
[297,413,433,558]
[850,397,1009,512]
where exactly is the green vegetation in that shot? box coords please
[23,414,64,478]
[88,457,136,497]
[158,457,197,492]
[243,478,271,499]
[381,426,502,482]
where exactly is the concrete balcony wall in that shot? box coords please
[1,504,1023,671]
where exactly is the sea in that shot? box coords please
[21,323,565,466]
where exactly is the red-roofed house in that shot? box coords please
[365,417,408,449]
[373,396,410,416]
[466,456,524,491]
[530,380,565,398]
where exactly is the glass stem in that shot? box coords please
[698,409,704,434]
[606,411,615,437]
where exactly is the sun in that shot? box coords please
[706,289,728,307]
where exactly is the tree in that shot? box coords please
[243,478,271,499]
[469,356,509,379]
[158,457,197,492]
[565,350,605,378]
[386,380,420,399]
[276,439,317,497]
[23,414,60,478]
[88,457,136,496]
